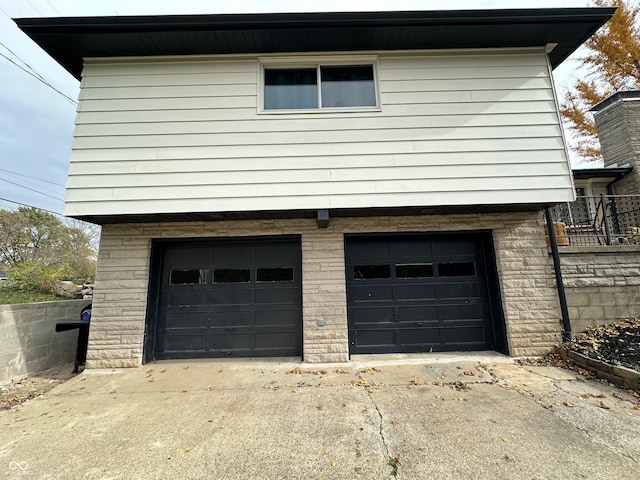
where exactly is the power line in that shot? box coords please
[44,0,61,16]
[0,48,78,106]
[0,177,64,201]
[2,171,65,196]
[0,167,66,187]
[0,39,50,85]
[0,196,62,216]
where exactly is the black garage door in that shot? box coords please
[151,237,302,359]
[346,233,505,354]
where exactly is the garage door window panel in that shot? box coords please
[396,263,434,278]
[438,262,476,277]
[257,267,294,282]
[213,268,251,283]
[169,269,207,285]
[353,264,391,279]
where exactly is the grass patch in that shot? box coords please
[0,287,65,305]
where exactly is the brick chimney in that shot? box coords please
[591,91,640,195]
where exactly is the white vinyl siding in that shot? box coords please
[64,50,573,217]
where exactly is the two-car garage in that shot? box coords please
[145,232,506,361]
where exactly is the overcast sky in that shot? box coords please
[0,0,595,214]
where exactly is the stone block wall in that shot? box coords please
[0,299,91,383]
[593,94,640,195]
[558,246,640,333]
[88,211,561,368]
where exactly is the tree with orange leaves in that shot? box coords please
[560,0,640,161]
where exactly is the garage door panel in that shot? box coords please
[155,238,302,359]
[432,239,477,256]
[439,304,488,321]
[163,289,210,307]
[436,283,481,299]
[206,333,254,351]
[396,306,439,323]
[211,311,252,327]
[164,312,208,329]
[208,289,252,305]
[348,240,391,260]
[391,239,433,259]
[351,307,395,325]
[255,310,301,327]
[393,284,437,300]
[355,329,396,347]
[213,245,255,262]
[163,334,206,352]
[256,332,300,350]
[255,243,299,262]
[255,287,299,304]
[440,326,489,345]
[164,246,212,265]
[396,328,441,346]
[349,285,394,302]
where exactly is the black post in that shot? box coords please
[545,207,573,341]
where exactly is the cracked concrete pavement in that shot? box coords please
[0,354,639,479]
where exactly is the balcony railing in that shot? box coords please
[546,195,640,246]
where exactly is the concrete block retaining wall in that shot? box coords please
[558,246,640,333]
[0,299,91,383]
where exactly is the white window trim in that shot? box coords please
[257,55,381,115]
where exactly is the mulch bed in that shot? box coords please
[517,317,640,394]
[565,317,640,372]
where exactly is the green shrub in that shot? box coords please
[8,262,72,295]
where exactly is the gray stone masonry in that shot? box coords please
[557,246,640,333]
[87,212,561,368]
[593,94,640,195]
[0,299,91,383]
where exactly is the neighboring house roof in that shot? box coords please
[590,91,640,113]
[15,8,614,80]
[572,166,633,182]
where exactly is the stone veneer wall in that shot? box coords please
[87,212,561,368]
[558,246,640,333]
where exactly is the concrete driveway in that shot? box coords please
[1,354,639,479]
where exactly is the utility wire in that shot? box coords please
[0,195,62,216]
[0,167,66,187]
[0,39,50,85]
[2,171,65,196]
[0,177,64,201]
[0,49,78,106]
[44,0,61,16]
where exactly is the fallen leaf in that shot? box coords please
[632,405,639,410]
[501,437,509,443]
[597,393,607,399]
[317,404,325,411]
[330,461,337,467]
[598,401,610,410]
[563,401,575,408]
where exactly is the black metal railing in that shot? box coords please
[546,195,640,246]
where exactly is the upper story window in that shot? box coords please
[262,62,378,112]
